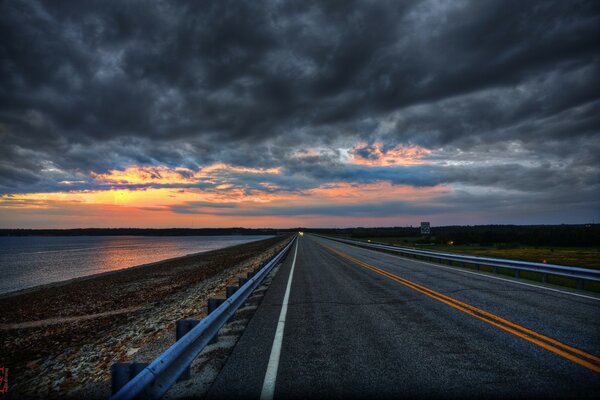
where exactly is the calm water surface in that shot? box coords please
[0,235,271,295]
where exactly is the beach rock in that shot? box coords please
[53,377,65,388]
[126,347,140,357]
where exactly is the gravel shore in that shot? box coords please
[0,235,291,399]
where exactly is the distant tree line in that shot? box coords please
[431,225,600,247]
[305,225,600,247]
[0,228,282,236]
[2,225,598,247]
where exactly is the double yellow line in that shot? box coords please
[321,243,600,374]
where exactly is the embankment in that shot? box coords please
[0,234,292,398]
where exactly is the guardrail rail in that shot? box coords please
[318,235,600,289]
[111,235,296,400]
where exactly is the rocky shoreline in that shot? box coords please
[0,235,291,399]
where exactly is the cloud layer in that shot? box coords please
[1,0,599,227]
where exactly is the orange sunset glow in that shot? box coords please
[92,163,282,185]
[350,143,432,166]
[0,175,451,228]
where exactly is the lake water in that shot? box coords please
[0,235,272,295]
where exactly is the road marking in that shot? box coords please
[260,237,299,400]
[413,258,600,301]
[320,243,600,374]
[328,238,600,302]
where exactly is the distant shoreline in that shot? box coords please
[0,246,231,299]
[0,228,284,236]
[1,224,597,247]
[0,234,288,323]
[0,234,275,297]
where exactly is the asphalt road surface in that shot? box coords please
[206,234,600,399]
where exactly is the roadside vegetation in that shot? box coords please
[310,224,600,270]
[312,225,599,292]
[352,238,600,270]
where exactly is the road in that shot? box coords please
[206,234,600,399]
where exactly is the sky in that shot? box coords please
[0,0,599,228]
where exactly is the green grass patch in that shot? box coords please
[339,236,600,293]
[357,237,600,270]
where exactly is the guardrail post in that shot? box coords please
[175,320,200,380]
[239,277,249,287]
[226,286,238,298]
[207,298,225,344]
[515,270,520,278]
[208,298,225,314]
[176,319,200,341]
[542,274,548,283]
[111,362,149,395]
[226,287,240,322]
[577,279,584,290]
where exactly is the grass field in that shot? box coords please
[348,237,600,270]
[336,236,600,292]
[346,237,600,269]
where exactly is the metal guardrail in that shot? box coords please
[318,235,600,286]
[111,236,296,400]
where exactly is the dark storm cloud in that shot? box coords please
[169,199,447,218]
[1,0,599,219]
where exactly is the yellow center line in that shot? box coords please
[320,242,600,374]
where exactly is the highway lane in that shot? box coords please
[207,234,600,399]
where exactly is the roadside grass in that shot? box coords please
[331,235,600,293]
[355,237,600,269]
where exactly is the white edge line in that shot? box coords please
[417,259,600,301]
[321,237,600,302]
[260,237,299,400]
